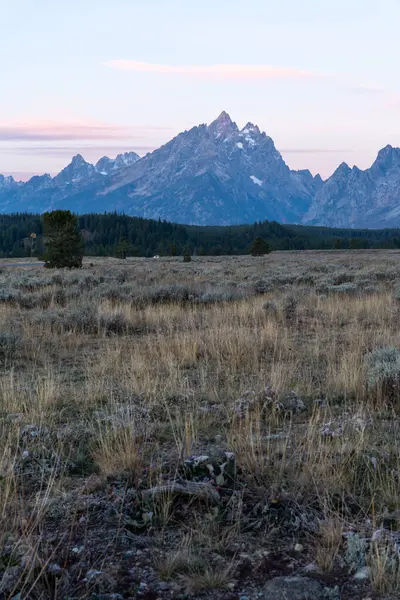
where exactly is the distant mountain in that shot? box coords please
[0,152,139,215]
[95,152,140,176]
[1,113,400,228]
[304,145,400,228]
[93,111,321,224]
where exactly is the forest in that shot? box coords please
[1,212,400,258]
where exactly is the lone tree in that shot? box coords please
[115,237,131,259]
[250,237,271,256]
[43,210,84,268]
[183,246,191,262]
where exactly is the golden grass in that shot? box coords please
[0,251,400,595]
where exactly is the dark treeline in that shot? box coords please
[1,212,400,258]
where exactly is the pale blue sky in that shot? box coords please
[1,0,400,179]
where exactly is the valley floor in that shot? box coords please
[1,251,400,599]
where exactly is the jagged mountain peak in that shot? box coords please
[54,153,98,187]
[242,122,260,135]
[70,154,88,166]
[208,111,238,138]
[95,151,140,175]
[212,110,233,125]
[332,161,352,177]
[0,174,16,188]
[25,173,54,190]
[372,144,400,171]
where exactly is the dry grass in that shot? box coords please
[1,251,400,597]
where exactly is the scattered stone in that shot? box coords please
[263,576,326,600]
[294,543,304,552]
[353,566,370,581]
[158,581,170,590]
[321,422,343,438]
[86,569,103,581]
[275,391,305,413]
[303,562,320,573]
[143,480,220,505]
[47,563,62,575]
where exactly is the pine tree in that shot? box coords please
[250,237,271,256]
[43,210,84,268]
[183,247,191,262]
[115,237,131,259]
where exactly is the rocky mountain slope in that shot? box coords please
[1,113,400,227]
[304,145,400,228]
[94,111,322,224]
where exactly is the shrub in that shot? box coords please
[282,294,298,322]
[0,329,22,363]
[326,283,358,295]
[393,284,400,302]
[263,301,278,318]
[150,284,191,304]
[198,287,250,304]
[0,289,20,304]
[253,279,270,294]
[99,313,130,335]
[365,347,400,404]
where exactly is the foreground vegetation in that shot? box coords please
[3,212,400,258]
[1,251,400,598]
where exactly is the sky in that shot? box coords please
[1,0,400,180]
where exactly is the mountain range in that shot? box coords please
[1,112,400,228]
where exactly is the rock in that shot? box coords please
[294,543,304,552]
[85,569,102,581]
[158,582,170,590]
[142,481,220,505]
[47,563,62,575]
[263,576,326,600]
[353,566,370,580]
[303,562,320,573]
[275,391,305,413]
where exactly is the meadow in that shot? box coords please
[1,251,400,599]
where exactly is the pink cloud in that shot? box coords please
[103,60,321,80]
[0,119,171,142]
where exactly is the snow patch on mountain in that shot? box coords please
[250,175,263,186]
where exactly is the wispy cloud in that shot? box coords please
[2,145,154,156]
[282,148,353,154]
[0,119,170,142]
[348,83,386,94]
[103,60,322,80]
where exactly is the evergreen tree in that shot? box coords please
[169,243,178,256]
[250,237,271,256]
[115,237,131,259]
[43,210,83,268]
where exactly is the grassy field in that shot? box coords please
[1,251,400,599]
